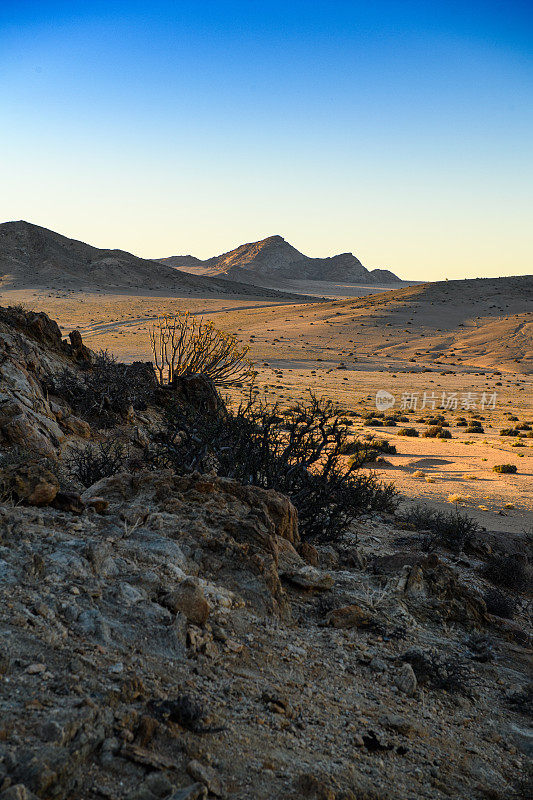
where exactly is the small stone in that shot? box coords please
[160,579,210,626]
[286,565,334,591]
[51,491,85,513]
[327,604,373,629]
[0,786,32,800]
[86,497,108,514]
[262,687,292,716]
[395,663,417,696]
[25,663,46,674]
[168,785,207,800]
[294,773,335,800]
[142,772,174,798]
[379,714,417,736]
[299,541,319,566]
[186,761,222,797]
[39,721,63,743]
[369,657,387,672]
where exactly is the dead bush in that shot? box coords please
[65,440,129,487]
[401,648,471,693]
[45,352,156,426]
[483,554,531,594]
[149,312,254,388]
[147,391,398,541]
[484,588,518,619]
[398,503,479,553]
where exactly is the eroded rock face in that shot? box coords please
[396,560,487,627]
[82,470,299,614]
[0,461,59,506]
[0,307,90,456]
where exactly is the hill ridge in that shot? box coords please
[157,234,402,284]
[0,221,317,301]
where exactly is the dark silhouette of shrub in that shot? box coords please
[398,503,479,552]
[423,426,452,439]
[398,427,419,437]
[66,440,129,487]
[492,464,517,474]
[45,351,157,427]
[401,648,471,693]
[484,588,518,619]
[483,554,531,594]
[147,391,398,541]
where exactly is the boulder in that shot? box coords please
[159,579,210,626]
[0,461,59,506]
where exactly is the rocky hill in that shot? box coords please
[0,222,316,302]
[158,235,402,284]
[0,306,531,800]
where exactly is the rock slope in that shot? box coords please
[0,307,531,800]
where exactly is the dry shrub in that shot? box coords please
[401,648,471,693]
[484,588,518,619]
[483,554,531,594]
[398,503,479,552]
[45,352,156,426]
[65,440,130,487]
[398,427,419,437]
[149,312,254,388]
[147,391,398,541]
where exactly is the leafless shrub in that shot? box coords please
[484,588,518,619]
[398,504,479,553]
[483,554,531,594]
[401,647,471,693]
[149,312,254,388]
[147,391,398,541]
[45,351,156,426]
[65,440,129,487]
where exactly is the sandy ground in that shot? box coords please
[2,282,532,534]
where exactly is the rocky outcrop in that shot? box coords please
[0,307,75,456]
[81,470,299,615]
[0,307,158,457]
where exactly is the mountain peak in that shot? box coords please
[158,236,401,283]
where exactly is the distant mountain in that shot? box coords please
[0,221,315,301]
[158,235,402,284]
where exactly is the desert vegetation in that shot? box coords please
[149,311,255,387]
[147,390,398,541]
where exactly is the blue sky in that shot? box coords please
[1,1,532,279]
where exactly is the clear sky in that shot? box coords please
[1,1,532,280]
